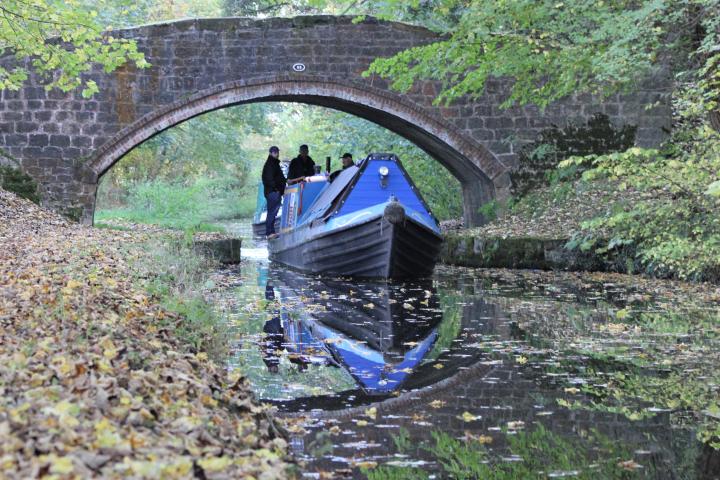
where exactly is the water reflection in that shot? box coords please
[258,267,445,403]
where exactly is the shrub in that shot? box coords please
[560,119,720,281]
[0,165,40,204]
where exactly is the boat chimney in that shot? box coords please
[325,156,331,174]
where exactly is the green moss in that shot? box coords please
[441,235,567,269]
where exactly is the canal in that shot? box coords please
[209,223,719,479]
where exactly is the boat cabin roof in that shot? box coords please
[299,165,359,225]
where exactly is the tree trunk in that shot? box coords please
[710,110,720,132]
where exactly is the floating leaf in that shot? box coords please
[459,411,481,422]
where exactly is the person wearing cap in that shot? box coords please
[329,153,355,182]
[261,146,286,238]
[287,144,316,183]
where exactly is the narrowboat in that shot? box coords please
[251,179,281,237]
[268,153,443,278]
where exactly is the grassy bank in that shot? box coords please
[0,188,288,479]
[95,177,256,231]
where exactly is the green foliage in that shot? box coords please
[477,199,499,223]
[93,221,131,231]
[96,176,253,230]
[308,1,718,111]
[98,105,269,191]
[77,0,225,27]
[222,0,319,16]
[545,22,720,281]
[370,424,644,479]
[138,237,227,357]
[560,120,720,281]
[96,104,277,227]
[0,165,40,204]
[0,0,148,97]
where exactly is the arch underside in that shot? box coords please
[87,78,508,226]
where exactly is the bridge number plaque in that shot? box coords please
[292,63,306,72]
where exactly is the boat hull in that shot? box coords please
[268,215,442,278]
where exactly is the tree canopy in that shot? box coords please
[309,0,718,111]
[0,0,150,97]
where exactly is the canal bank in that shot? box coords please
[0,190,289,479]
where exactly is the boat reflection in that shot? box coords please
[261,267,443,397]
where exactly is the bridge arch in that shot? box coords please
[84,75,505,226]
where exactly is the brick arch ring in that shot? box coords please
[81,75,511,226]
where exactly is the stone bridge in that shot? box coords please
[0,16,671,225]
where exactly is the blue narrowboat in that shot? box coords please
[268,153,443,278]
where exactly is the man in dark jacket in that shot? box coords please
[287,144,315,183]
[329,152,355,182]
[261,146,286,238]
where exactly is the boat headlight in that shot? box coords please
[378,166,390,188]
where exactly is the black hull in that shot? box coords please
[268,216,442,278]
[251,217,280,237]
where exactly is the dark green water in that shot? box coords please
[210,223,720,479]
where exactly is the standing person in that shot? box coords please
[261,146,285,239]
[287,144,315,183]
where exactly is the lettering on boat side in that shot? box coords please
[292,63,306,72]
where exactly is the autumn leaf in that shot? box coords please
[458,411,481,422]
[198,456,233,472]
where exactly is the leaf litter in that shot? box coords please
[0,190,289,479]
